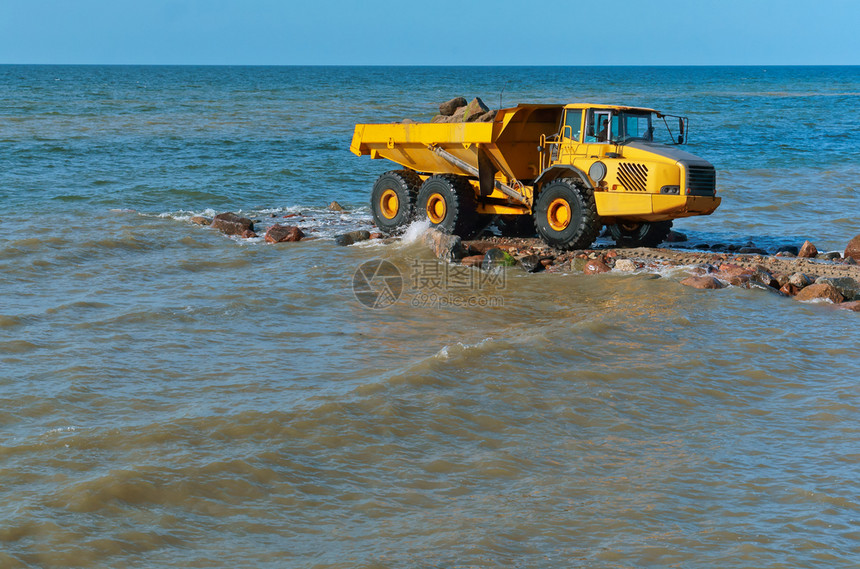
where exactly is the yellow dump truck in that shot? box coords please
[350,103,720,249]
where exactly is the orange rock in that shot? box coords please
[845,234,860,262]
[460,254,485,268]
[779,283,799,296]
[837,300,860,312]
[794,282,843,303]
[798,240,818,258]
[680,276,726,289]
[583,259,610,274]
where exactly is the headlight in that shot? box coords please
[588,162,607,183]
[660,185,680,195]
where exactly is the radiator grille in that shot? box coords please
[686,165,716,196]
[617,163,648,192]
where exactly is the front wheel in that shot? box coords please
[609,220,673,248]
[533,178,600,250]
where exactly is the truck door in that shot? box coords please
[558,109,583,163]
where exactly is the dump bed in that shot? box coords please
[350,105,564,181]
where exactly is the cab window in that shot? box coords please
[585,110,612,143]
[563,109,582,141]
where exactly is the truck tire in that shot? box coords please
[497,215,536,237]
[533,178,600,250]
[416,174,478,238]
[609,220,673,248]
[370,169,422,234]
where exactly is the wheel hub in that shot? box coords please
[426,193,447,224]
[379,189,399,220]
[547,198,571,231]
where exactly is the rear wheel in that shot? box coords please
[416,175,478,238]
[533,178,600,250]
[609,220,673,248]
[370,169,422,234]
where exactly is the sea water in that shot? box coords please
[1,65,859,568]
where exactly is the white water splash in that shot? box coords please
[399,219,431,245]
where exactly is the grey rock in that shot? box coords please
[814,276,860,300]
[788,272,813,288]
[519,254,544,273]
[421,228,466,262]
[482,248,517,271]
[463,97,490,122]
[776,245,799,255]
[439,97,467,116]
[334,230,371,246]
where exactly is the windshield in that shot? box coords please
[584,109,687,145]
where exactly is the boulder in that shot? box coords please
[463,240,506,256]
[583,259,611,274]
[190,216,211,226]
[776,245,799,256]
[460,254,485,268]
[845,234,860,262]
[328,201,345,212]
[798,240,818,258]
[726,274,752,287]
[476,110,496,123]
[779,283,800,296]
[814,276,860,301]
[788,272,813,288]
[431,114,448,123]
[422,228,466,262]
[837,300,860,312]
[334,230,371,246]
[481,248,517,271]
[439,97,467,116]
[665,230,688,243]
[718,263,751,279]
[680,276,726,289]
[738,247,769,255]
[614,259,637,272]
[211,212,254,236]
[463,97,490,122]
[749,267,779,289]
[519,254,544,273]
[793,282,844,303]
[265,224,304,243]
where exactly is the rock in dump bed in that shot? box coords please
[400,96,496,124]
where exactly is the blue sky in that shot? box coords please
[1,0,857,65]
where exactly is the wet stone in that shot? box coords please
[814,276,860,301]
[460,254,485,268]
[265,224,304,243]
[794,282,844,303]
[583,259,611,275]
[519,254,544,273]
[680,276,727,289]
[211,212,254,236]
[335,230,371,246]
[482,248,517,271]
